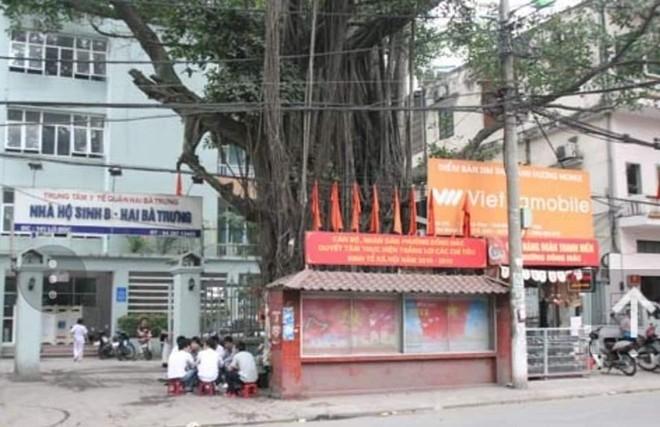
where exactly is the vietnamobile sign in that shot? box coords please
[428,159,594,239]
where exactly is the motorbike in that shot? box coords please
[589,327,637,376]
[114,330,137,361]
[96,330,114,359]
[636,324,660,372]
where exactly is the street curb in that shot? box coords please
[180,406,436,427]
[189,387,660,427]
[441,386,660,410]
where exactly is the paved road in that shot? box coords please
[262,391,659,427]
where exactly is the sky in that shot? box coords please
[432,0,582,68]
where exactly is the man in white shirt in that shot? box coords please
[197,338,223,384]
[227,341,258,394]
[70,318,88,362]
[167,338,196,391]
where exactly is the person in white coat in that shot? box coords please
[70,318,88,362]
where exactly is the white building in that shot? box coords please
[0,17,259,351]
[416,62,660,324]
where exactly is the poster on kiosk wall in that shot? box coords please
[427,159,599,267]
[13,187,203,237]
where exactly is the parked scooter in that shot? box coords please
[589,327,637,376]
[637,324,660,372]
[96,330,114,359]
[114,330,137,361]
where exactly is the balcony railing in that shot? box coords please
[619,195,660,218]
[217,243,259,258]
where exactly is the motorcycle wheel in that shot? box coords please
[637,350,657,372]
[123,343,137,360]
[143,347,153,361]
[619,353,637,376]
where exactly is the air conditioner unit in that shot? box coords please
[556,141,580,161]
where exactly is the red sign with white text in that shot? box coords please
[487,237,599,267]
[305,232,487,268]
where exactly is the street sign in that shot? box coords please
[116,287,127,303]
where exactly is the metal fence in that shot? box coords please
[527,327,590,379]
[200,282,263,338]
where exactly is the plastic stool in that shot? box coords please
[198,381,216,396]
[240,382,258,398]
[167,379,185,396]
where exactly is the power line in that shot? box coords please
[0,152,247,180]
[0,100,496,113]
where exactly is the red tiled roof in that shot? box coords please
[267,270,508,294]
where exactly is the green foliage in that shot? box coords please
[126,236,149,254]
[428,142,496,161]
[439,0,660,107]
[117,313,167,338]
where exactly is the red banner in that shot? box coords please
[488,237,599,267]
[305,232,487,268]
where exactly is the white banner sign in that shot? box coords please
[13,188,202,237]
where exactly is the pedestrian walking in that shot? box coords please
[70,318,88,362]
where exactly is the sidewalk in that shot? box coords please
[1,358,659,427]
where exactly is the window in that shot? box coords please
[645,49,660,77]
[404,296,494,353]
[5,109,104,157]
[10,31,106,81]
[1,188,14,234]
[217,199,257,256]
[3,276,17,343]
[626,163,642,195]
[637,240,660,254]
[219,144,254,178]
[614,33,644,78]
[437,110,454,140]
[301,293,495,357]
[302,295,401,355]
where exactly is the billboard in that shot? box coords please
[13,188,202,237]
[427,159,594,239]
[305,231,486,269]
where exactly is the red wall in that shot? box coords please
[268,291,512,398]
[301,356,496,395]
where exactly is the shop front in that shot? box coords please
[267,270,511,397]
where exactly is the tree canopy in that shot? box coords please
[438,0,660,157]
[1,0,462,280]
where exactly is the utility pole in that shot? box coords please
[499,0,528,388]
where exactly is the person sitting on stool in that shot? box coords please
[167,338,197,392]
[226,341,258,394]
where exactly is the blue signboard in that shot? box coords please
[116,287,127,303]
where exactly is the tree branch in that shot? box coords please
[63,0,118,19]
[179,151,258,222]
[346,0,442,49]
[460,0,660,159]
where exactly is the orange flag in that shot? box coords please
[427,188,436,236]
[408,186,418,236]
[369,184,380,233]
[175,171,183,196]
[351,182,362,232]
[310,180,322,231]
[392,186,402,234]
[330,181,344,232]
[462,194,471,237]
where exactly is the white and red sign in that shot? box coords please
[305,231,487,268]
[13,188,202,237]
